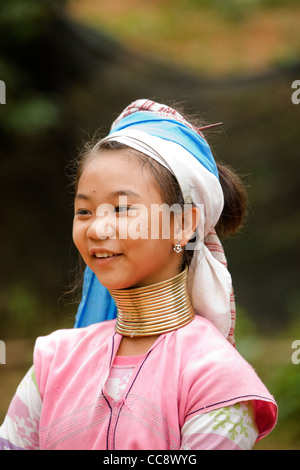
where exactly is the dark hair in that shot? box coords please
[215,163,248,238]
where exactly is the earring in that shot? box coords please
[174,240,182,253]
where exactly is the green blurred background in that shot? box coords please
[0,0,299,449]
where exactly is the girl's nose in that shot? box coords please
[87,206,117,240]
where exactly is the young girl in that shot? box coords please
[0,99,277,450]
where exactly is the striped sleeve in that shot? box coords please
[181,401,258,450]
[0,366,42,450]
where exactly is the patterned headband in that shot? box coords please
[109,99,222,179]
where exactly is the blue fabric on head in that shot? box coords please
[74,109,219,328]
[74,267,117,327]
[110,111,219,178]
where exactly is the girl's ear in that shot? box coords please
[173,206,201,248]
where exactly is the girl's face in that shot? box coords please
[73,150,183,289]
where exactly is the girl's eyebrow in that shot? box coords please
[75,190,141,200]
[75,193,90,200]
[110,190,141,198]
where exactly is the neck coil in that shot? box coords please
[109,266,195,337]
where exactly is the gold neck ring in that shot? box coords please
[109,266,195,337]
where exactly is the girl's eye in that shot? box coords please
[76,209,91,216]
[114,205,132,213]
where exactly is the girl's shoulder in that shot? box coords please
[34,319,116,362]
[175,315,262,383]
[177,315,234,352]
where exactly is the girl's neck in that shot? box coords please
[109,266,195,356]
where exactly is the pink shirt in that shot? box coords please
[33,316,277,450]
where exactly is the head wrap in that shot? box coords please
[74,99,236,345]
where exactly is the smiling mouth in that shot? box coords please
[93,252,120,259]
